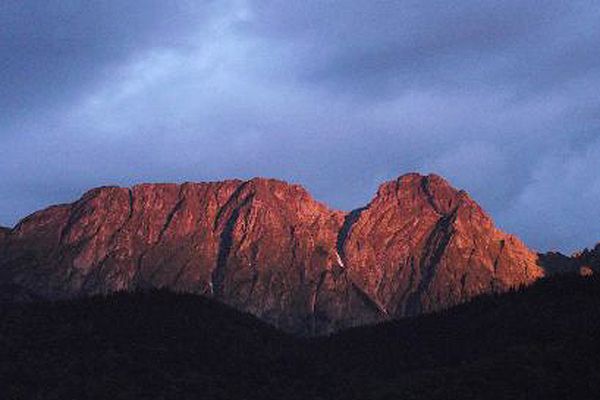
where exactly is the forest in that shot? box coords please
[1,275,599,399]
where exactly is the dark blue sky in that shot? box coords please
[1,1,599,252]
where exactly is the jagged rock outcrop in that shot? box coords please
[539,243,600,277]
[574,244,600,274]
[0,173,544,334]
[340,174,542,318]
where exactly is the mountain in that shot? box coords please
[0,173,544,334]
[2,275,599,399]
[539,243,600,276]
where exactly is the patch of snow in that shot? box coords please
[335,250,345,268]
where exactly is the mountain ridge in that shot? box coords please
[0,173,544,334]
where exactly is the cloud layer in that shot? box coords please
[1,0,599,252]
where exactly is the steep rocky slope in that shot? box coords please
[0,173,544,334]
[340,173,542,318]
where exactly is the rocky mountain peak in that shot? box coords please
[374,173,476,217]
[0,174,544,334]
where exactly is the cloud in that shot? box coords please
[1,1,599,253]
[499,139,600,252]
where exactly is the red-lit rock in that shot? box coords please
[0,174,544,334]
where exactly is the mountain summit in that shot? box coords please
[0,173,544,334]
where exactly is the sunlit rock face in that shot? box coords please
[0,174,544,335]
[340,173,543,319]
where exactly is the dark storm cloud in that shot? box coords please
[247,1,590,93]
[0,0,213,122]
[1,1,599,252]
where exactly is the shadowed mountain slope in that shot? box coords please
[1,275,599,399]
[539,243,600,276]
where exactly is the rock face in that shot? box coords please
[539,243,600,277]
[340,174,542,318]
[0,173,544,334]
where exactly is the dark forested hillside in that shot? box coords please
[311,275,600,399]
[0,291,306,400]
[2,276,600,399]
